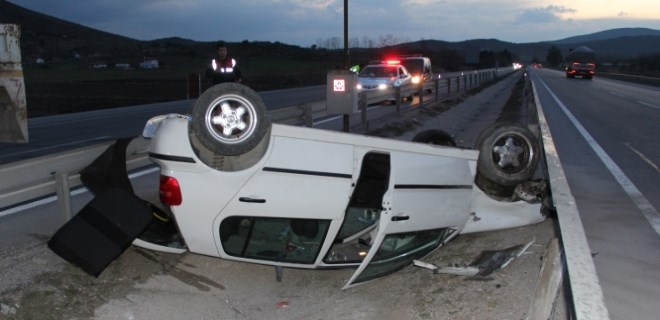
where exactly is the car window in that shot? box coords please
[220,216,330,264]
[323,207,380,264]
[401,59,424,74]
[324,152,390,264]
[359,66,397,78]
[349,228,451,285]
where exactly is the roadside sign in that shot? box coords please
[327,70,358,114]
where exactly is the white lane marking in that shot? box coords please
[313,115,342,125]
[625,142,660,173]
[539,79,660,236]
[0,167,160,218]
[637,100,659,109]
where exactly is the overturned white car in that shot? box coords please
[138,83,548,289]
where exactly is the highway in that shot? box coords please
[0,85,326,164]
[530,67,660,320]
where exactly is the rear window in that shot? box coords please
[400,60,424,74]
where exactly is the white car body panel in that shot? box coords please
[145,114,545,286]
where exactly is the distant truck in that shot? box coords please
[565,46,596,79]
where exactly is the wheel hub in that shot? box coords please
[493,137,523,168]
[212,102,247,136]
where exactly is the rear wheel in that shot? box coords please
[476,122,539,187]
[189,83,272,171]
[190,83,271,156]
[412,129,457,147]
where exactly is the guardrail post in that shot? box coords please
[359,92,367,130]
[395,87,401,115]
[55,172,73,224]
[447,78,451,96]
[302,104,313,127]
[434,78,440,101]
[418,85,424,106]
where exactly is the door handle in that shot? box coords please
[391,215,409,221]
[239,197,266,203]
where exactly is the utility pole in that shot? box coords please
[342,0,350,132]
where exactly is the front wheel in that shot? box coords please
[476,122,539,187]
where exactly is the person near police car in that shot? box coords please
[206,41,242,84]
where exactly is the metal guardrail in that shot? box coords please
[0,138,152,220]
[597,72,660,87]
[0,67,511,219]
[272,68,507,128]
[531,81,610,319]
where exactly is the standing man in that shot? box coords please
[206,41,242,85]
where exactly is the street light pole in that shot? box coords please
[342,0,350,132]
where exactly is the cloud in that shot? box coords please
[618,11,629,17]
[517,5,577,24]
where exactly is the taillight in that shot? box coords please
[159,175,182,206]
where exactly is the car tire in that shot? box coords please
[475,122,539,187]
[190,83,271,157]
[412,129,457,147]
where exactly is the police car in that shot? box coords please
[356,60,413,103]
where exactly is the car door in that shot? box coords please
[343,150,474,289]
[213,135,355,266]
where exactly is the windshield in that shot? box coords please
[359,66,398,78]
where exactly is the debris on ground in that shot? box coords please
[414,239,535,277]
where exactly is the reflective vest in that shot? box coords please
[212,57,236,73]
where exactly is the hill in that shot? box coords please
[398,28,660,62]
[550,28,660,45]
[0,0,141,60]
[3,0,660,64]
[2,0,659,117]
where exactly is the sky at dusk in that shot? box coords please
[9,0,660,47]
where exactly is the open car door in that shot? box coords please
[343,151,474,289]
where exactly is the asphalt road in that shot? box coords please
[530,67,660,320]
[0,85,326,164]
